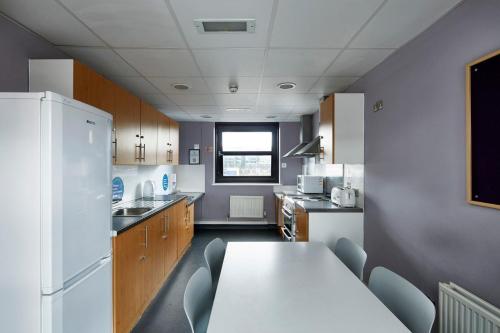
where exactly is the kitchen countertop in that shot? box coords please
[294,199,363,213]
[274,190,363,213]
[112,192,204,235]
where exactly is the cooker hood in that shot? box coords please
[283,115,321,157]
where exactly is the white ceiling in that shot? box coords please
[0,0,462,122]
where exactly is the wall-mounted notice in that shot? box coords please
[112,177,124,202]
[466,49,500,210]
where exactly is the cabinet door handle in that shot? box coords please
[144,226,148,248]
[135,143,141,160]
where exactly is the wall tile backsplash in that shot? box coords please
[112,165,177,204]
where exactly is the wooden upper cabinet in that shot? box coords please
[169,120,180,165]
[73,61,114,115]
[139,101,158,165]
[157,113,171,165]
[114,85,141,165]
[319,95,334,164]
[319,94,364,164]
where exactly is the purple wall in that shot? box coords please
[179,122,301,222]
[0,15,67,91]
[347,0,500,308]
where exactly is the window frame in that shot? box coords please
[215,122,280,184]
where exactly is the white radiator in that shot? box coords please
[229,196,264,219]
[439,282,500,333]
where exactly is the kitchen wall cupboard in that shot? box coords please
[157,113,179,165]
[319,94,364,164]
[113,200,193,333]
[28,59,179,166]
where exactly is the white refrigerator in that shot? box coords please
[0,92,113,333]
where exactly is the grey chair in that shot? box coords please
[368,267,435,333]
[184,267,213,333]
[334,237,367,280]
[204,238,226,290]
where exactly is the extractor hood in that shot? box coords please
[283,115,322,157]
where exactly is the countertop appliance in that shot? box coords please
[281,193,328,241]
[331,186,356,208]
[297,175,324,194]
[0,92,112,333]
[143,180,156,198]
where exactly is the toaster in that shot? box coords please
[331,186,356,208]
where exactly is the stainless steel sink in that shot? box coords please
[113,207,152,217]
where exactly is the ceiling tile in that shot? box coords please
[58,46,138,77]
[149,77,209,94]
[141,94,175,107]
[309,76,360,94]
[270,0,384,48]
[169,0,273,48]
[261,77,318,93]
[160,111,193,121]
[0,0,104,46]
[116,49,200,77]
[205,77,261,94]
[110,77,159,96]
[193,48,266,76]
[326,49,394,76]
[264,49,340,76]
[258,93,320,107]
[290,105,318,114]
[351,0,462,48]
[167,94,216,106]
[181,106,223,114]
[60,0,185,48]
[256,105,293,114]
[214,94,258,106]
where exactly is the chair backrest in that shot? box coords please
[184,267,213,333]
[368,267,435,333]
[334,237,367,280]
[204,238,226,288]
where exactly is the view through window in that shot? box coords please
[215,123,279,183]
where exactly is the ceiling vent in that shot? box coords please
[172,83,190,90]
[194,19,256,33]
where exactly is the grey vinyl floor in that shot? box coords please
[131,227,282,333]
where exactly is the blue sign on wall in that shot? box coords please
[112,177,124,201]
[162,174,169,191]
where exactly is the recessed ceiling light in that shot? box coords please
[200,115,212,119]
[277,82,296,90]
[172,83,190,90]
[225,108,251,112]
[266,115,277,119]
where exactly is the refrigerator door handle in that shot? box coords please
[62,257,111,293]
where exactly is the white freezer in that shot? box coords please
[42,257,112,333]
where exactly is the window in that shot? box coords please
[215,123,279,183]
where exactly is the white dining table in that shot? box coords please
[207,242,410,333]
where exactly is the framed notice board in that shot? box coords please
[466,50,500,209]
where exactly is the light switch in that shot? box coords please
[281,162,287,168]
[194,144,200,149]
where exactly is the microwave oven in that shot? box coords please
[297,175,324,194]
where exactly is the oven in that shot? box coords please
[281,198,295,242]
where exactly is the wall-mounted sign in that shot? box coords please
[189,149,200,164]
[162,174,169,191]
[112,177,124,202]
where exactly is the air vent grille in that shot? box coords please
[194,19,256,33]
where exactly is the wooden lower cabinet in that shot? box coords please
[113,200,193,333]
[295,207,309,242]
[176,199,193,257]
